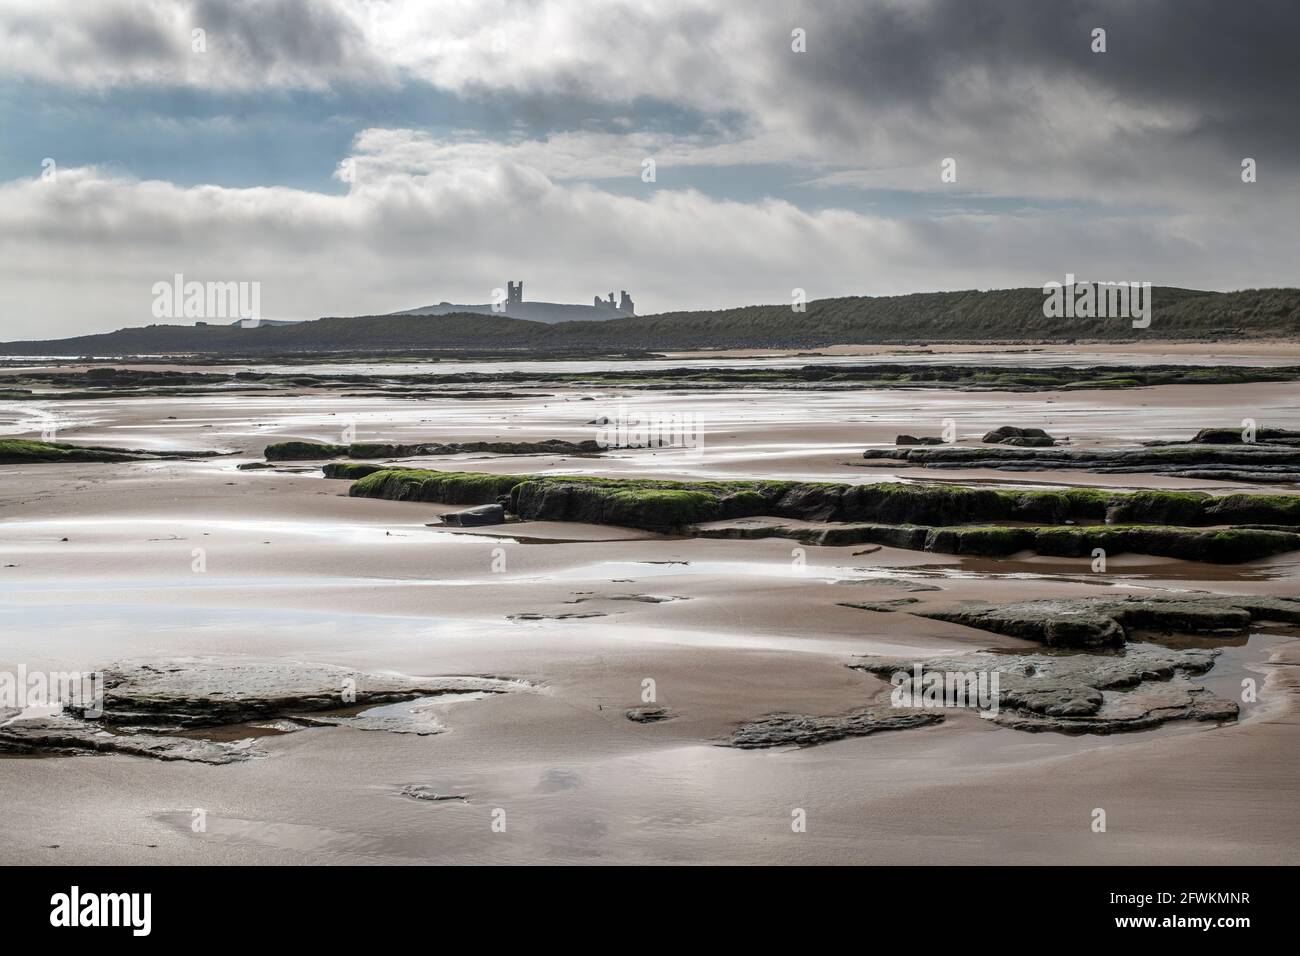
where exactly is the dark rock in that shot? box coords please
[625,706,674,723]
[908,594,1300,647]
[695,519,1299,564]
[727,708,941,749]
[440,504,506,527]
[838,598,921,612]
[982,425,1057,447]
[399,785,467,802]
[268,438,602,462]
[853,646,1236,734]
[0,657,527,762]
[1190,426,1300,446]
[866,437,1300,482]
[896,434,945,446]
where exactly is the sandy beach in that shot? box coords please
[2,345,1297,865]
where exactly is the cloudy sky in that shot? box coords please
[1,0,1296,337]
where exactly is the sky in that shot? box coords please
[0,0,1296,338]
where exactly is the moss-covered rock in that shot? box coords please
[345,467,1300,551]
[264,441,348,460]
[0,438,215,463]
[267,438,602,461]
[698,519,1300,563]
[321,462,386,479]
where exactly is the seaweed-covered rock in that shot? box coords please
[347,468,1300,551]
[864,438,1300,483]
[695,519,1300,563]
[0,438,219,464]
[510,479,722,531]
[267,438,601,461]
[322,461,386,479]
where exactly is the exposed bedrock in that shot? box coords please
[853,646,1236,734]
[896,434,946,446]
[695,520,1300,563]
[0,438,220,463]
[886,594,1300,648]
[266,438,601,461]
[981,425,1058,447]
[866,433,1300,482]
[0,657,528,762]
[345,469,1300,561]
[349,468,1300,528]
[625,706,675,723]
[727,709,942,749]
[440,504,506,527]
[1189,426,1300,446]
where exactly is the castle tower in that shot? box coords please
[619,290,635,314]
[506,281,523,307]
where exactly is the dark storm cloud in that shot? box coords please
[785,0,1299,157]
[191,0,371,75]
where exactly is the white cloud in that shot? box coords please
[0,1,1292,337]
[2,146,1294,339]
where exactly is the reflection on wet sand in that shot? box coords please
[2,349,1298,863]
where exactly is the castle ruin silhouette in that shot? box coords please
[398,280,635,325]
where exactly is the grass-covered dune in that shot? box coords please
[0,438,216,463]
[344,468,1300,561]
[5,286,1298,355]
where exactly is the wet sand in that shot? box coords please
[2,364,1298,864]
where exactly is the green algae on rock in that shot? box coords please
[266,438,601,461]
[345,468,1300,557]
[0,438,219,464]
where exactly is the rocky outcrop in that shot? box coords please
[853,646,1236,734]
[896,434,945,446]
[625,706,674,723]
[0,657,528,762]
[695,519,1300,563]
[399,785,467,802]
[322,462,387,479]
[900,594,1300,647]
[982,425,1058,447]
[1190,426,1300,446]
[266,438,601,461]
[352,467,1300,529]
[440,504,506,527]
[727,709,942,749]
[346,468,1300,558]
[0,439,220,464]
[865,431,1300,482]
